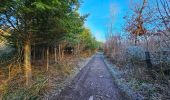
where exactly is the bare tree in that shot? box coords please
[124,0,148,45]
[156,0,170,31]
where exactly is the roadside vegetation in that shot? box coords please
[0,0,170,100]
[0,0,101,99]
[104,0,170,99]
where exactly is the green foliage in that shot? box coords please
[0,0,84,46]
[80,28,99,50]
[0,0,101,98]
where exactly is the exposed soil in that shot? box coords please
[52,53,129,100]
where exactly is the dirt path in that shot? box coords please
[53,53,129,100]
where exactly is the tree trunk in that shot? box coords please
[75,45,78,56]
[46,47,49,71]
[59,44,62,61]
[62,49,64,59]
[42,48,45,60]
[135,35,137,46]
[144,35,152,69]
[8,65,11,80]
[145,52,152,68]
[59,44,60,60]
[54,46,57,63]
[78,43,80,56]
[33,43,36,60]
[24,39,32,86]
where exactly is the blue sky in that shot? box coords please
[79,0,129,42]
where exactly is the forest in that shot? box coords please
[0,0,101,99]
[0,0,170,100]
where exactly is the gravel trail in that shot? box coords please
[53,53,129,100]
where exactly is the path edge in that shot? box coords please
[102,55,132,100]
[50,54,96,99]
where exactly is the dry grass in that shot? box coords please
[0,52,92,100]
